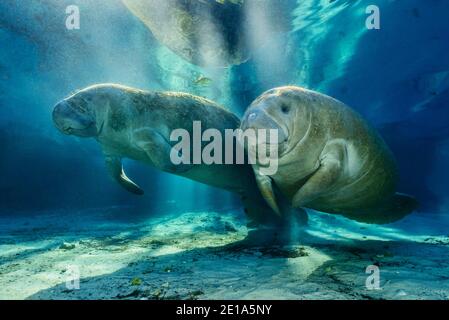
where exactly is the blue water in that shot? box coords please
[0,0,449,300]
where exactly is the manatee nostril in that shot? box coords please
[244,112,258,128]
[248,112,257,121]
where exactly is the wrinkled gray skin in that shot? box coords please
[241,86,418,224]
[122,0,290,67]
[52,83,305,227]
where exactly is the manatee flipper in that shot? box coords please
[292,141,344,207]
[240,193,282,227]
[344,193,419,224]
[132,127,191,174]
[104,155,144,195]
[253,168,281,216]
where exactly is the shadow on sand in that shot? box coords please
[23,211,449,300]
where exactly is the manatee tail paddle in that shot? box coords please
[348,193,419,224]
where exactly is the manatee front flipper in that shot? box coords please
[253,168,281,216]
[241,188,309,228]
[105,155,144,195]
[344,193,419,224]
[132,128,192,174]
[292,140,344,207]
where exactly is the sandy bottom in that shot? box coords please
[0,207,449,300]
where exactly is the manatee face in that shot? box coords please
[241,89,295,155]
[53,84,137,137]
[52,96,98,137]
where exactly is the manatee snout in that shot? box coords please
[241,106,288,144]
[52,100,97,137]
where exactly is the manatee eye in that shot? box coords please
[281,104,290,114]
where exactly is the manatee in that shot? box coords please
[240,86,419,224]
[52,83,303,226]
[122,0,290,67]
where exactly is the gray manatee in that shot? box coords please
[240,86,418,224]
[52,83,302,226]
[122,0,290,67]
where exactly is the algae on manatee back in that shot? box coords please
[131,277,142,286]
[122,0,292,66]
[175,8,197,36]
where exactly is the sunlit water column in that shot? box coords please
[153,44,237,215]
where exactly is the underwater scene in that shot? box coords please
[1,0,449,301]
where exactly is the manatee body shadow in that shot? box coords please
[26,215,449,300]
